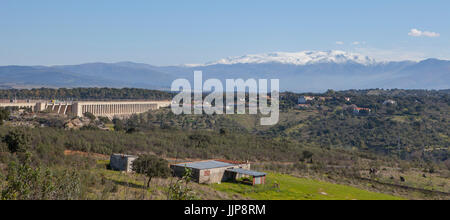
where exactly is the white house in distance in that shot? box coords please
[383,99,397,105]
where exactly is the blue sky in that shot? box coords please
[1,0,449,66]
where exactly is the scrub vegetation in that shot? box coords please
[0,88,448,200]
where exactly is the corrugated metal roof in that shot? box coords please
[111,154,137,158]
[173,160,235,170]
[226,168,267,177]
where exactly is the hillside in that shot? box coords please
[0,88,448,200]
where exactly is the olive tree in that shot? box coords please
[132,155,171,187]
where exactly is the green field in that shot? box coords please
[211,173,403,200]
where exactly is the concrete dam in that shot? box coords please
[0,100,171,118]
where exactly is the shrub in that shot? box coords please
[167,167,196,200]
[1,153,82,200]
[83,112,96,121]
[3,128,32,153]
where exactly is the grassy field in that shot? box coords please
[79,160,243,200]
[95,159,405,200]
[211,173,403,200]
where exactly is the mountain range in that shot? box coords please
[0,51,449,92]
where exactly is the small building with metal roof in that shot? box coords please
[225,168,267,185]
[173,160,236,170]
[170,160,266,185]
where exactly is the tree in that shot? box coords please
[324,89,336,97]
[83,112,96,121]
[98,116,111,124]
[188,134,211,148]
[302,150,313,160]
[219,128,227,135]
[3,128,32,153]
[113,118,125,131]
[303,150,314,163]
[132,155,171,187]
[0,108,10,125]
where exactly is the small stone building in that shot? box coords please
[110,154,138,172]
[170,160,266,185]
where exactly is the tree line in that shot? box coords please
[0,88,174,101]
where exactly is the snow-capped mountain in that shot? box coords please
[0,51,449,92]
[196,50,376,66]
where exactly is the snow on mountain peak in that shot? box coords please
[193,51,376,66]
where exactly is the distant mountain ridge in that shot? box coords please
[0,51,449,92]
[195,50,376,66]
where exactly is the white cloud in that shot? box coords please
[352,41,360,45]
[408,28,440,38]
[335,41,344,45]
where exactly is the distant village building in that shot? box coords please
[345,97,351,102]
[110,154,138,172]
[298,96,315,104]
[352,107,371,115]
[343,104,371,115]
[171,160,266,185]
[318,97,332,101]
[383,100,397,105]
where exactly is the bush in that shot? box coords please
[83,112,96,121]
[3,128,32,153]
[1,154,82,200]
[0,141,8,152]
[167,167,196,200]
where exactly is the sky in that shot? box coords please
[0,0,449,66]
